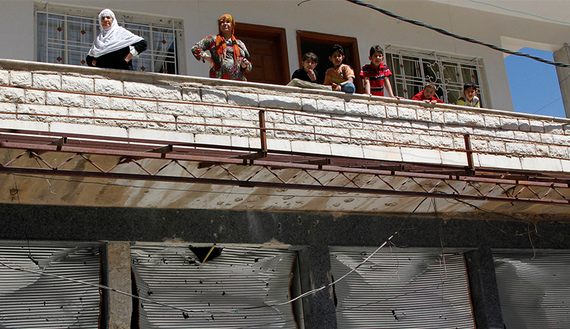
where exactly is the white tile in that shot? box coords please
[50,122,128,138]
[441,151,469,167]
[291,140,332,155]
[0,119,48,131]
[195,133,231,146]
[401,147,442,164]
[521,157,562,172]
[330,143,364,158]
[561,160,570,173]
[129,128,194,143]
[362,145,402,162]
[249,137,263,149]
[477,154,522,170]
[266,138,291,152]
[231,136,250,148]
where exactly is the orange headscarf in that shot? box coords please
[215,14,241,63]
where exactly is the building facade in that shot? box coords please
[0,1,570,328]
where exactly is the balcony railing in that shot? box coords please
[0,59,569,215]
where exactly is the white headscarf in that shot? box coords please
[87,9,144,58]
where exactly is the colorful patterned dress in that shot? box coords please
[191,35,252,81]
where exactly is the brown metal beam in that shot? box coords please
[259,110,267,152]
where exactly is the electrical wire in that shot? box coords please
[302,0,570,68]
[530,97,563,115]
[2,1,567,325]
[467,0,570,25]
[1,195,551,327]
[0,197,429,323]
[277,197,428,306]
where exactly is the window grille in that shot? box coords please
[35,3,183,74]
[385,45,485,105]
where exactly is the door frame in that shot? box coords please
[235,23,290,85]
[296,30,362,93]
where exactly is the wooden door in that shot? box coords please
[235,23,290,85]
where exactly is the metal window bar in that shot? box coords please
[419,56,427,93]
[396,53,408,98]
[434,53,445,102]
[45,7,49,63]
[36,10,180,74]
[386,47,484,104]
[63,13,68,64]
[172,19,178,74]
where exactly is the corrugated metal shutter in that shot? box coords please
[131,245,297,329]
[330,247,475,329]
[494,251,570,329]
[0,241,102,328]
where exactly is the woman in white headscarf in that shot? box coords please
[86,9,147,70]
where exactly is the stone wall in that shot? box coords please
[1,59,570,173]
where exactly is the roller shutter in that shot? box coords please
[494,251,570,329]
[330,247,475,329]
[131,245,297,329]
[0,241,102,328]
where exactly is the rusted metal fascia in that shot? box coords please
[1,165,569,205]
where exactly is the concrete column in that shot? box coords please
[553,45,570,118]
[465,246,504,329]
[104,241,132,329]
[298,246,338,329]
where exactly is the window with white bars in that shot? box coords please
[35,3,183,74]
[385,45,485,106]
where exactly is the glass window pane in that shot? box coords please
[386,46,483,103]
[36,8,181,74]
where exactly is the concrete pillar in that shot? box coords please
[104,241,132,329]
[465,246,504,329]
[298,246,338,329]
[553,45,570,118]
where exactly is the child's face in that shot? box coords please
[303,59,317,72]
[423,86,437,99]
[463,87,478,101]
[369,51,384,67]
[329,51,345,68]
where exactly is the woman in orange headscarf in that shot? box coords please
[191,14,252,81]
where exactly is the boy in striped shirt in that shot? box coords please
[360,45,396,98]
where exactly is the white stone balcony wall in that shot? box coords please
[1,59,570,173]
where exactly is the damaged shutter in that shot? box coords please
[330,247,475,329]
[0,241,102,328]
[494,251,570,329]
[130,245,297,329]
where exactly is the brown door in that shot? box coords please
[234,23,290,85]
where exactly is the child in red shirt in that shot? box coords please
[360,45,396,98]
[412,83,443,104]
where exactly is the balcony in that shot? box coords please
[0,59,569,220]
